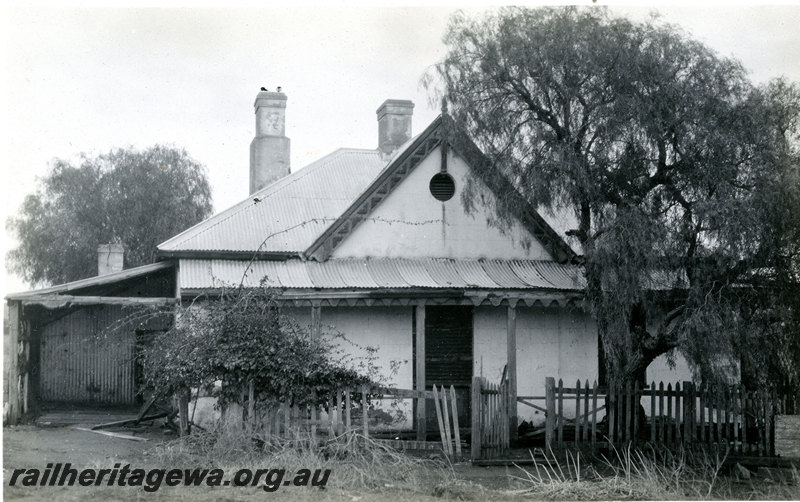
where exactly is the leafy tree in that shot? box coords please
[140,286,375,411]
[7,145,213,286]
[429,7,800,389]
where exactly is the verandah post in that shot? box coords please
[415,303,426,441]
[310,304,321,339]
[472,376,483,460]
[507,304,518,446]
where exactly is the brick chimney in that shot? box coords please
[97,244,124,276]
[250,90,291,194]
[377,99,414,158]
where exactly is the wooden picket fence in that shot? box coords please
[471,376,510,460]
[224,384,463,458]
[543,378,606,451]
[543,377,782,456]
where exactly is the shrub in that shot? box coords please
[140,286,374,411]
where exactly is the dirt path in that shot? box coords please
[4,425,155,468]
[3,425,174,501]
[2,425,520,501]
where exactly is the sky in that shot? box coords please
[3,2,800,294]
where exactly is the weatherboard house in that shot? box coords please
[4,91,689,426]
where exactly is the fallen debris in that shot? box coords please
[91,412,169,430]
[73,427,148,442]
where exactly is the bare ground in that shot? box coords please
[4,425,799,501]
[2,425,524,501]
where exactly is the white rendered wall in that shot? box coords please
[317,306,414,390]
[210,303,701,429]
[314,306,413,429]
[473,305,599,425]
[647,352,694,385]
[332,147,553,260]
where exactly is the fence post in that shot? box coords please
[336,389,344,435]
[433,386,451,456]
[361,385,369,440]
[345,389,352,432]
[575,379,582,446]
[768,390,775,457]
[310,392,318,441]
[608,380,616,450]
[682,381,690,446]
[700,384,706,446]
[472,376,483,460]
[650,381,656,444]
[583,380,590,444]
[247,379,255,433]
[633,381,640,445]
[591,381,598,451]
[625,380,632,444]
[450,385,462,458]
[545,377,555,451]
[178,386,190,436]
[558,379,565,447]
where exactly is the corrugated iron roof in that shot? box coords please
[157,117,579,262]
[5,262,174,300]
[178,258,586,291]
[158,148,387,253]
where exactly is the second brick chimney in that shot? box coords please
[97,244,124,276]
[377,99,414,158]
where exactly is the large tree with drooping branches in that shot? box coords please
[428,7,800,391]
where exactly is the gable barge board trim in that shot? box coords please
[303,114,577,265]
[304,116,444,262]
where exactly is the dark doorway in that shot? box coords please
[424,306,473,431]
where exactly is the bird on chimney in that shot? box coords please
[260,87,268,91]
[277,86,282,92]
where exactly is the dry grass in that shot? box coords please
[509,445,800,500]
[151,428,458,497]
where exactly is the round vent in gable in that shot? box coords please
[429,173,455,201]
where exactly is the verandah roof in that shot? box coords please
[178,258,586,291]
